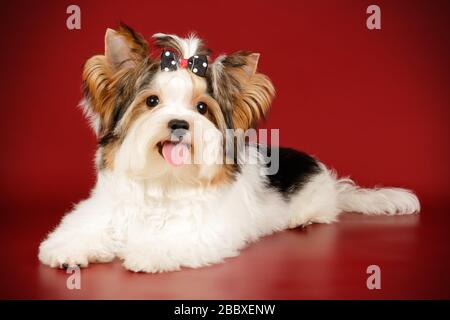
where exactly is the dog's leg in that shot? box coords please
[38,197,115,268]
[287,168,341,227]
[335,177,420,215]
[120,228,242,273]
[287,165,420,228]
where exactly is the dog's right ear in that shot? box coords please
[82,24,150,136]
[105,25,149,70]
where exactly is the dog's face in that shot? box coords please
[82,25,274,187]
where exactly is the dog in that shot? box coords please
[38,25,420,273]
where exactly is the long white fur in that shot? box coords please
[38,34,420,273]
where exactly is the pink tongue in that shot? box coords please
[161,142,190,167]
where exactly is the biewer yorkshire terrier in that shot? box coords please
[39,25,420,273]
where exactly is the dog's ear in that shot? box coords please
[209,51,275,130]
[81,24,150,136]
[105,25,149,70]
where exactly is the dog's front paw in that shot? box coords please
[38,235,114,269]
[38,238,90,268]
[122,251,181,273]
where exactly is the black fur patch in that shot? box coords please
[110,83,134,130]
[263,146,321,199]
[98,131,116,146]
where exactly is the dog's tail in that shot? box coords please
[336,178,420,215]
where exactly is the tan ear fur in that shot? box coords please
[212,52,275,130]
[105,25,149,70]
[82,24,150,136]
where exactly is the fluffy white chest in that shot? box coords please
[96,166,289,253]
[109,186,224,237]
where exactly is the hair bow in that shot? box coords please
[160,50,208,77]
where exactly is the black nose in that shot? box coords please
[168,119,189,131]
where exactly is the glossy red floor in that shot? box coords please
[1,202,449,300]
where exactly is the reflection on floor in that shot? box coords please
[1,205,449,299]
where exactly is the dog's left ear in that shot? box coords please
[209,51,275,130]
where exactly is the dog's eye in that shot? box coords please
[146,95,159,108]
[196,102,208,114]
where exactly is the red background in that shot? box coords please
[0,0,449,299]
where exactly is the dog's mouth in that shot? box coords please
[157,140,191,167]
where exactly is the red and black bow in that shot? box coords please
[160,50,208,77]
